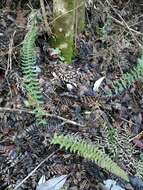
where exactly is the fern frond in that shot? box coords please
[21,13,46,125]
[102,123,138,173]
[101,125,119,159]
[51,133,129,182]
[108,54,143,96]
[136,159,143,179]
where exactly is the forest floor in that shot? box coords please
[0,0,143,189]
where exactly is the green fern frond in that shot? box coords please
[51,133,129,182]
[21,12,46,125]
[107,54,143,96]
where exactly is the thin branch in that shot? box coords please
[105,0,142,47]
[48,2,84,27]
[14,150,59,190]
[110,16,143,36]
[40,0,52,35]
[0,107,85,127]
[0,107,33,114]
[130,131,143,142]
[5,31,16,77]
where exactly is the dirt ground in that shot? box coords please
[0,0,143,189]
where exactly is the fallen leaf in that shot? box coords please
[93,76,105,92]
[103,179,125,190]
[36,175,68,190]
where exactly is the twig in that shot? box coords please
[40,0,52,35]
[48,114,85,127]
[14,150,59,190]
[119,117,136,126]
[0,107,33,114]
[105,0,142,48]
[5,31,16,77]
[130,131,143,142]
[0,107,85,127]
[48,2,84,27]
[110,16,143,36]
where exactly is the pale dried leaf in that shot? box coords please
[93,77,105,92]
[103,179,125,190]
[36,175,67,190]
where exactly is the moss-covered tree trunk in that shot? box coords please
[52,0,85,63]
